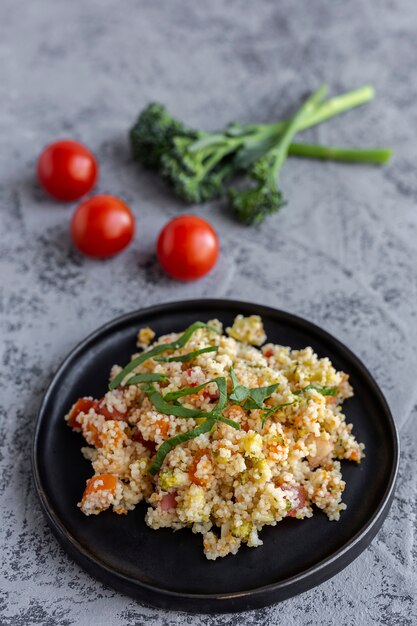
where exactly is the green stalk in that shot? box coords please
[288,142,392,164]
[264,85,375,136]
[188,86,375,175]
[298,85,374,131]
[270,85,328,178]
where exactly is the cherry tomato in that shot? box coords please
[37,139,98,201]
[157,215,219,280]
[71,195,135,258]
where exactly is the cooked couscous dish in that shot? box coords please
[66,315,364,560]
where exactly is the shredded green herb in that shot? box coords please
[143,378,236,423]
[212,376,228,413]
[229,367,278,409]
[142,383,206,419]
[163,378,219,402]
[146,375,238,474]
[109,322,217,390]
[123,372,168,385]
[259,384,338,427]
[294,384,338,397]
[260,402,295,426]
[154,345,219,363]
[149,418,216,475]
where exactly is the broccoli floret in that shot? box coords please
[228,153,286,225]
[130,103,192,169]
[160,135,233,203]
[130,103,237,202]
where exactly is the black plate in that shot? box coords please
[32,300,399,613]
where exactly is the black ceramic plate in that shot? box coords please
[32,300,399,613]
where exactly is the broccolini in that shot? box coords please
[129,86,391,225]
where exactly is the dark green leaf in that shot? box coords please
[143,384,203,418]
[213,377,228,413]
[154,346,218,363]
[163,376,220,402]
[260,402,295,426]
[216,415,240,429]
[245,383,279,408]
[149,418,216,475]
[294,384,338,397]
[109,322,216,390]
[144,378,238,428]
[229,367,278,408]
[124,373,168,385]
[229,368,249,402]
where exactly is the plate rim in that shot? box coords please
[32,298,399,611]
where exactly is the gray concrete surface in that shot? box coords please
[1,0,416,624]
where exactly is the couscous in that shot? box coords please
[66,315,364,560]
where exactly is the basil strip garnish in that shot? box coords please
[294,384,338,397]
[149,418,216,475]
[124,373,168,385]
[217,415,241,429]
[143,384,204,418]
[163,378,220,402]
[143,379,238,425]
[145,376,239,474]
[229,367,279,409]
[260,401,295,426]
[213,376,228,413]
[154,346,219,363]
[109,322,216,390]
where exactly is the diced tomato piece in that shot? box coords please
[66,397,97,429]
[185,368,199,386]
[201,388,219,401]
[131,429,157,454]
[281,484,307,517]
[160,492,178,510]
[96,398,128,421]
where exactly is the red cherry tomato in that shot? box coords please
[157,215,219,281]
[37,139,98,201]
[71,195,135,258]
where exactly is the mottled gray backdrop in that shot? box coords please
[1,0,416,624]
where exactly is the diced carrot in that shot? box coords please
[325,395,338,405]
[66,398,97,429]
[189,448,211,486]
[225,404,246,420]
[81,474,118,504]
[99,422,125,448]
[347,449,360,462]
[82,420,102,447]
[156,419,170,437]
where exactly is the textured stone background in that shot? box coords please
[1,0,417,623]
